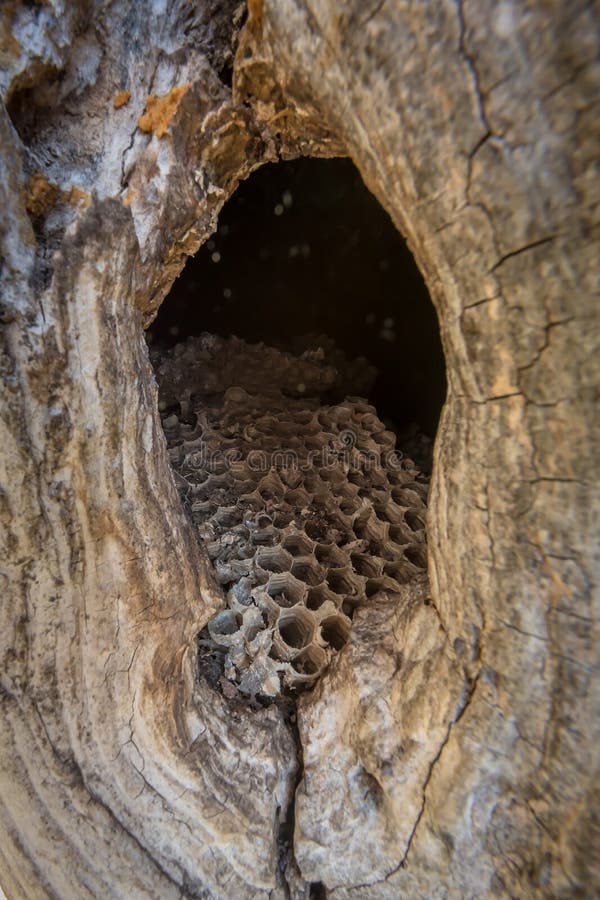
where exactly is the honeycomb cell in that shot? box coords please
[383,560,414,584]
[354,513,388,544]
[339,497,360,518]
[267,572,307,607]
[320,615,351,651]
[291,557,325,586]
[255,546,293,573]
[350,552,382,578]
[291,645,328,679]
[374,501,404,525]
[284,487,312,509]
[273,510,294,528]
[341,597,362,619]
[303,519,328,541]
[275,607,316,658]
[326,567,363,597]
[404,545,427,569]
[250,524,278,546]
[296,410,317,426]
[372,429,396,449]
[214,506,243,528]
[283,532,315,557]
[306,583,340,612]
[315,542,348,568]
[388,523,409,545]
[360,412,380,431]
[365,575,402,596]
[257,475,285,503]
[405,509,426,532]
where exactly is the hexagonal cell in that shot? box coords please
[255,546,293,573]
[405,509,426,533]
[327,567,362,596]
[306,434,328,453]
[252,529,279,548]
[315,542,347,568]
[405,545,428,569]
[214,557,255,585]
[366,468,390,490]
[388,523,410,546]
[306,583,339,611]
[283,532,315,557]
[353,513,388,544]
[214,506,243,528]
[191,498,215,518]
[365,575,403,596]
[239,489,266,511]
[254,512,274,528]
[274,607,316,658]
[290,556,325,586]
[257,473,285,503]
[223,385,249,404]
[303,519,328,541]
[291,644,328,679]
[302,473,322,494]
[318,466,345,486]
[360,412,380,432]
[339,497,360,518]
[266,572,307,607]
[320,614,351,651]
[284,486,312,509]
[341,596,362,619]
[273,510,294,528]
[371,429,396,450]
[347,469,365,487]
[392,485,422,506]
[374,501,404,525]
[383,560,413,584]
[228,460,254,481]
[311,492,333,514]
[192,473,229,502]
[350,552,382,578]
[350,399,374,416]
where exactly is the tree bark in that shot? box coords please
[1,1,598,897]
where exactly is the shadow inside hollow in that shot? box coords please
[148,157,446,437]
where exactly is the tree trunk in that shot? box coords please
[1,1,598,897]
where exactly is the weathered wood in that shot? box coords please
[1,0,598,896]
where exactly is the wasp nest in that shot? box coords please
[154,334,429,701]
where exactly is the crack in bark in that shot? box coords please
[455,0,492,136]
[490,235,559,272]
[275,700,306,898]
[84,776,190,897]
[382,667,483,881]
[516,317,575,386]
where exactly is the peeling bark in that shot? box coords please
[1,1,598,897]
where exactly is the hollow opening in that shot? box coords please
[154,156,444,701]
[148,157,446,449]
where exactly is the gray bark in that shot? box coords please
[1,0,598,897]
